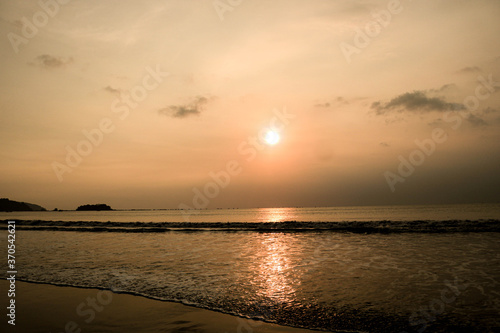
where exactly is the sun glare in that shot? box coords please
[264,130,280,145]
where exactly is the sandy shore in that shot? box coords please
[2,280,325,333]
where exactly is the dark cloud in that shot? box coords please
[159,96,209,118]
[104,86,121,95]
[11,19,23,29]
[457,66,481,74]
[372,91,464,114]
[483,107,498,114]
[430,83,458,93]
[30,54,73,69]
[427,118,444,127]
[379,142,390,147]
[314,96,351,108]
[466,114,488,127]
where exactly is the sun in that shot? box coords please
[264,130,280,145]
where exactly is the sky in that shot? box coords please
[1,0,500,210]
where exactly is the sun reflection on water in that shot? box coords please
[257,207,298,222]
[256,234,298,302]
[237,208,304,308]
[255,209,303,303]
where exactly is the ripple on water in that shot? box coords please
[3,230,499,332]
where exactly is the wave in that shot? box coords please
[15,278,372,333]
[16,277,206,308]
[13,278,249,323]
[2,219,500,233]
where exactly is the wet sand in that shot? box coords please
[1,280,332,333]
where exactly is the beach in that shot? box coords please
[1,206,500,332]
[2,280,325,333]
[2,0,500,331]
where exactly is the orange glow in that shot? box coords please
[259,207,297,222]
[2,1,499,209]
[254,234,299,303]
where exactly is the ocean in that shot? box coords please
[2,204,500,332]
[3,203,500,223]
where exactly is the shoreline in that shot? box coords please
[1,280,337,333]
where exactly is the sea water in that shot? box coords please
[1,204,500,332]
[2,203,500,223]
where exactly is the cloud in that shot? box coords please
[430,83,458,93]
[427,118,444,127]
[103,86,121,95]
[372,91,464,114]
[457,66,481,74]
[30,55,73,69]
[314,96,351,108]
[158,96,210,118]
[483,107,498,114]
[466,114,488,127]
[379,142,390,147]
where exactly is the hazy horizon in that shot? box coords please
[1,1,500,210]
[4,195,500,213]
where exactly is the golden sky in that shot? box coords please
[1,0,500,209]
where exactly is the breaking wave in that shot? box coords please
[3,219,500,233]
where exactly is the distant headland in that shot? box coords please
[0,198,47,212]
[76,204,112,211]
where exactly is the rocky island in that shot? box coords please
[0,198,46,212]
[76,204,112,211]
